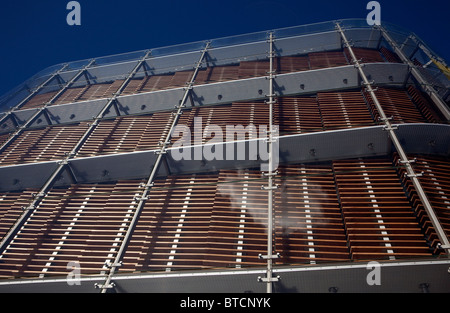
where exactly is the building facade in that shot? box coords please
[0,19,449,293]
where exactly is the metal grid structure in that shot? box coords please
[0,19,449,293]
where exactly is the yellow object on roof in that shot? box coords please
[432,59,450,80]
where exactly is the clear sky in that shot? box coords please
[0,0,449,98]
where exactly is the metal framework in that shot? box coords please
[336,22,450,256]
[0,52,151,256]
[378,26,450,121]
[0,63,69,126]
[0,59,96,154]
[95,43,210,293]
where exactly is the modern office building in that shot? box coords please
[0,19,449,293]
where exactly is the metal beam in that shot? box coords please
[336,22,450,256]
[96,43,210,293]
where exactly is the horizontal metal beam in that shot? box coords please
[0,123,448,192]
[0,258,449,293]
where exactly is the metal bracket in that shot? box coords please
[437,243,450,250]
[261,185,278,191]
[399,158,417,164]
[21,205,36,211]
[258,253,281,260]
[382,125,398,131]
[104,261,122,269]
[94,282,116,289]
[140,182,154,188]
[31,192,46,198]
[262,171,278,177]
[134,196,149,201]
[378,116,394,122]
[404,171,424,178]
[257,276,281,283]
[363,80,375,86]
[264,99,277,105]
[154,149,167,155]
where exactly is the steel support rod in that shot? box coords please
[97,43,210,293]
[379,27,450,120]
[0,52,152,258]
[0,59,96,154]
[258,32,280,293]
[336,22,450,256]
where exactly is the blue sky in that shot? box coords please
[0,0,449,98]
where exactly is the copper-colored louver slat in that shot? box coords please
[20,91,60,110]
[136,112,173,151]
[0,123,89,166]
[277,97,323,134]
[0,191,36,242]
[53,86,87,105]
[406,85,443,123]
[121,77,146,95]
[394,154,450,254]
[380,46,402,63]
[365,87,426,123]
[0,181,145,279]
[238,61,269,79]
[140,74,175,92]
[308,51,349,70]
[207,65,240,83]
[120,174,219,272]
[0,187,74,278]
[318,91,374,130]
[77,113,175,157]
[344,48,385,64]
[206,170,267,268]
[275,165,350,264]
[118,177,171,272]
[276,56,310,74]
[333,158,432,261]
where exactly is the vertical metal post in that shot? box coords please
[96,43,210,293]
[336,22,450,256]
[379,27,450,120]
[258,32,280,293]
[0,52,152,258]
